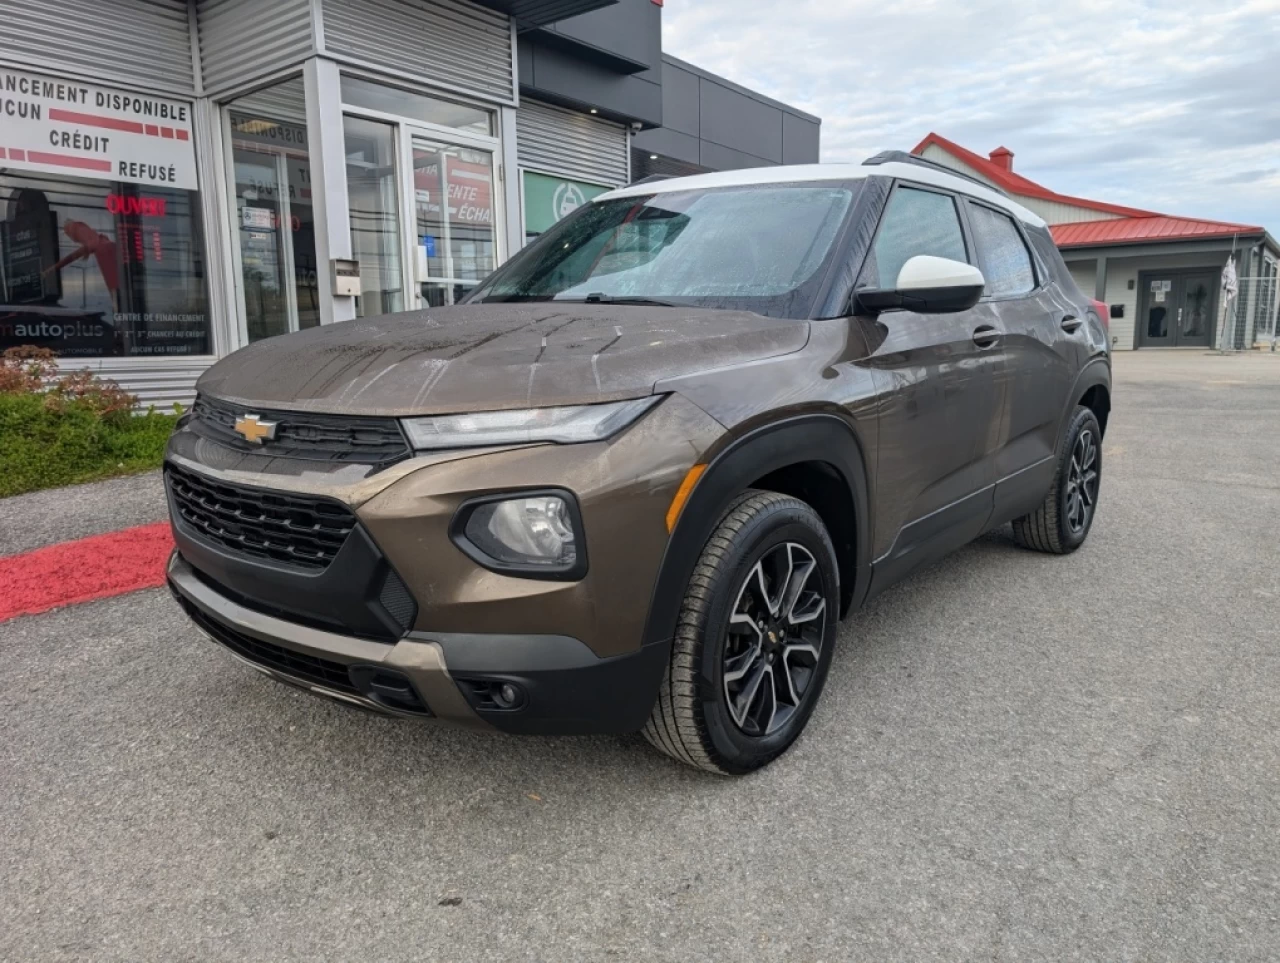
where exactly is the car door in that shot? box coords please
[858,182,1005,588]
[961,201,1079,523]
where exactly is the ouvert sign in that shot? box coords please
[0,68,197,190]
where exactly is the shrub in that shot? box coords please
[0,345,59,394]
[0,345,178,498]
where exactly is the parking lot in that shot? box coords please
[2,350,1278,962]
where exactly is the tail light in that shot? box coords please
[1091,299,1110,331]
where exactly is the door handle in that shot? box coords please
[972,324,1000,347]
[1060,314,1083,333]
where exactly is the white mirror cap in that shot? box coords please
[896,255,985,292]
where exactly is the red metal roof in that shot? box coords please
[912,133,1157,218]
[1051,216,1263,248]
[912,132,1265,249]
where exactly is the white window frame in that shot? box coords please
[338,69,504,312]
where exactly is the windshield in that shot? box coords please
[467,182,859,319]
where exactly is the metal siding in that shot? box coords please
[197,0,315,96]
[516,100,628,186]
[918,145,998,187]
[1026,198,1120,224]
[1066,261,1096,298]
[0,0,195,94]
[67,358,215,410]
[323,0,514,103]
[919,147,1120,225]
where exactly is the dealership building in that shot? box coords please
[914,133,1280,351]
[0,0,820,405]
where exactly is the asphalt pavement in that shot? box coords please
[2,350,1278,962]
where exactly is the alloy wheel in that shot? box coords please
[1065,427,1099,535]
[722,542,827,737]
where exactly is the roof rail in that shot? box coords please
[862,150,1010,197]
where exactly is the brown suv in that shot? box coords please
[165,153,1110,774]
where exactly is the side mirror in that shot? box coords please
[856,255,985,315]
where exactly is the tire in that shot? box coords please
[642,490,840,775]
[1012,405,1102,554]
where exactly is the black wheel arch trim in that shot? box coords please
[1063,358,1112,438]
[640,413,872,649]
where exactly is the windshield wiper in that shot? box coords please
[558,293,678,307]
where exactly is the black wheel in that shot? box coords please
[1012,405,1102,554]
[643,490,839,775]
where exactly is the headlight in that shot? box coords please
[401,397,660,451]
[452,490,586,579]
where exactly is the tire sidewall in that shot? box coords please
[694,504,839,773]
[1057,407,1102,550]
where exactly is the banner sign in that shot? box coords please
[0,68,197,190]
[522,171,611,236]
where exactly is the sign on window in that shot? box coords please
[522,171,612,239]
[0,68,197,190]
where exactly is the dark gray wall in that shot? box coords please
[632,55,820,172]
[515,2,820,174]
[518,0,663,126]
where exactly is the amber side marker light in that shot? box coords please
[666,464,707,533]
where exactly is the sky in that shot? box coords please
[662,0,1280,230]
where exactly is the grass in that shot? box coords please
[0,392,177,499]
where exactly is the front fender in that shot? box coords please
[639,413,873,648]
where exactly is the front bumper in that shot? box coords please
[168,552,671,735]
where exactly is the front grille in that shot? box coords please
[178,595,359,696]
[190,395,410,468]
[166,464,355,570]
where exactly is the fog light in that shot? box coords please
[465,495,577,569]
[495,683,521,709]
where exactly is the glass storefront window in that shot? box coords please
[413,138,497,306]
[226,78,319,343]
[344,116,405,317]
[1,171,208,357]
[340,76,492,136]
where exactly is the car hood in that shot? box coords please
[196,303,809,416]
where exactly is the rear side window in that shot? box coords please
[968,204,1036,298]
[865,186,967,288]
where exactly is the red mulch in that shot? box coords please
[0,522,175,623]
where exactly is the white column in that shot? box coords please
[192,97,239,357]
[304,56,356,324]
[498,104,522,258]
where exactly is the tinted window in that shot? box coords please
[969,204,1035,297]
[470,184,858,320]
[865,186,967,288]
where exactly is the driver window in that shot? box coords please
[862,186,967,289]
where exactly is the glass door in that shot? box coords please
[408,136,498,307]
[1176,271,1215,347]
[1140,273,1177,347]
[344,116,406,318]
[226,78,320,344]
[1140,271,1217,347]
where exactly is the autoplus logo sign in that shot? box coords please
[552,182,587,222]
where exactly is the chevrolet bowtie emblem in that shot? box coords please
[233,413,277,444]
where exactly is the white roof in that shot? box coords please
[595,160,1047,228]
